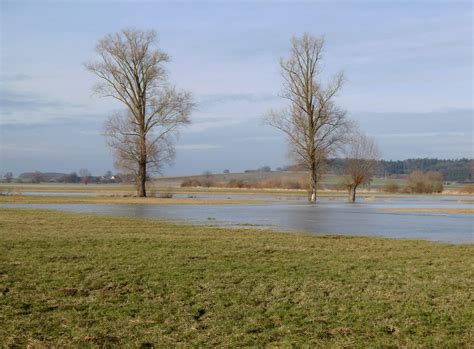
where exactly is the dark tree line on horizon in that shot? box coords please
[324,158,473,182]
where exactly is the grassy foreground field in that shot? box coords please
[1,209,473,347]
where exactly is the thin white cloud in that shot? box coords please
[79,130,102,136]
[374,132,469,139]
[0,143,61,153]
[182,118,244,134]
[231,135,281,142]
[176,144,222,150]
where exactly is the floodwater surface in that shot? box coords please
[2,195,472,243]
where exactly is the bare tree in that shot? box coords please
[31,171,44,184]
[265,33,351,202]
[3,172,13,183]
[86,28,193,197]
[343,133,380,202]
[79,168,91,185]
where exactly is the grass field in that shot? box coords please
[1,208,472,347]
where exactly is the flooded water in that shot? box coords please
[2,195,472,243]
[20,191,97,197]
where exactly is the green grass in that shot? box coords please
[1,208,473,347]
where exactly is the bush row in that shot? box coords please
[181,177,309,190]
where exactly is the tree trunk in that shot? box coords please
[137,160,147,197]
[137,131,147,197]
[308,161,317,203]
[348,185,357,203]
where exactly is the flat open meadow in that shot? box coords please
[1,208,473,347]
[3,1,473,347]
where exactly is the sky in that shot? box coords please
[0,0,472,176]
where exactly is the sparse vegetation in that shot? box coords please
[1,208,472,347]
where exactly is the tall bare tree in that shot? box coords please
[343,133,380,202]
[86,28,193,197]
[265,33,350,202]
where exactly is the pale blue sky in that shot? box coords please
[1,0,472,175]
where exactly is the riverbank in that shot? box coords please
[1,208,472,347]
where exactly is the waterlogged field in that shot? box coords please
[0,208,473,347]
[0,189,472,243]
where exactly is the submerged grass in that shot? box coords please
[0,208,473,347]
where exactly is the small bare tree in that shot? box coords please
[265,33,351,202]
[31,171,44,184]
[86,28,193,197]
[78,168,91,185]
[3,172,13,183]
[343,133,380,202]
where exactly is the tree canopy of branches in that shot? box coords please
[265,33,351,202]
[86,28,193,197]
[343,133,380,202]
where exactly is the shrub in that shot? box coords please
[200,178,214,188]
[406,170,443,194]
[383,181,400,193]
[180,175,308,190]
[228,179,246,188]
[284,180,303,189]
[181,177,215,188]
[181,178,202,187]
[459,184,474,194]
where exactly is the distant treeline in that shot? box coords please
[377,159,472,182]
[12,171,119,184]
[281,158,473,182]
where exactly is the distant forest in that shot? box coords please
[326,158,473,182]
